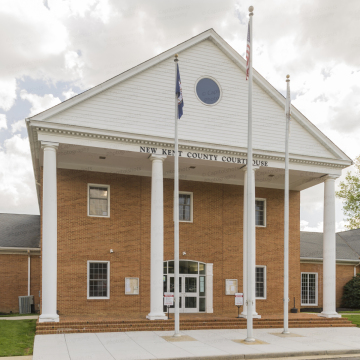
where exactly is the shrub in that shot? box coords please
[342,273,360,308]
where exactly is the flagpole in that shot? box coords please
[174,54,180,337]
[245,5,255,342]
[283,74,291,334]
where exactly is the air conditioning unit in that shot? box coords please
[19,296,34,314]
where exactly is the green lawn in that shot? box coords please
[339,310,360,314]
[342,314,360,327]
[0,320,36,356]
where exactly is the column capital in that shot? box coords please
[242,165,260,172]
[41,141,59,150]
[323,174,340,181]
[148,154,167,162]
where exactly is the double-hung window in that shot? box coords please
[301,273,318,306]
[179,192,193,222]
[255,199,266,227]
[255,266,266,299]
[87,261,110,299]
[88,184,110,217]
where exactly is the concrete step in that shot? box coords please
[36,317,356,335]
[36,318,355,335]
[36,319,351,329]
[36,323,355,335]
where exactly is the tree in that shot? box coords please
[341,273,360,308]
[336,156,360,230]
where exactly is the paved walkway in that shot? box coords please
[33,327,360,360]
[0,315,39,320]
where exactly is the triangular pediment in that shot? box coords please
[29,29,351,163]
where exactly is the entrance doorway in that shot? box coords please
[163,260,206,313]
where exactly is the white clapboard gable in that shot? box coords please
[31,31,343,161]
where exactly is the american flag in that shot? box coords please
[246,21,250,80]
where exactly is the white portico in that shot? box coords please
[26,29,352,321]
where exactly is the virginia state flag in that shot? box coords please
[176,63,184,119]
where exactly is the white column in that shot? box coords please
[241,166,260,318]
[147,154,167,320]
[205,263,213,313]
[319,175,341,318]
[39,141,59,323]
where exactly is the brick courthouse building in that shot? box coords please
[23,30,354,322]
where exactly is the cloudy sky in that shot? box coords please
[0,0,359,231]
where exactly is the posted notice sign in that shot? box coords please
[235,293,244,306]
[164,292,174,306]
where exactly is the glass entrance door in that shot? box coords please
[163,260,206,313]
[183,276,198,313]
[166,275,198,313]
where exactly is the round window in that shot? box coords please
[196,78,221,105]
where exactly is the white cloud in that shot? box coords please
[0,78,17,111]
[0,114,7,130]
[0,135,38,214]
[11,119,26,133]
[62,88,78,100]
[300,220,349,233]
[300,220,323,232]
[20,90,61,117]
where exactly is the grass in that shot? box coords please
[339,310,360,314]
[0,313,38,317]
[0,320,37,356]
[342,315,360,327]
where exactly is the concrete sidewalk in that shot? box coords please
[33,327,360,360]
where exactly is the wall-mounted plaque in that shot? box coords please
[125,277,139,295]
[225,279,238,295]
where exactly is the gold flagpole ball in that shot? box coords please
[249,6,254,12]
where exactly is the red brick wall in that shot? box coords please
[300,262,355,308]
[54,168,301,316]
[0,254,40,313]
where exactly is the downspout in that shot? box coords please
[354,262,360,277]
[28,250,31,296]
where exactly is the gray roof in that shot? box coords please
[337,229,360,258]
[0,213,40,248]
[301,231,360,261]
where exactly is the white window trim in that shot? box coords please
[255,265,267,300]
[87,184,110,218]
[179,191,193,223]
[301,272,318,306]
[255,198,266,228]
[87,261,110,300]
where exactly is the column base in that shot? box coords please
[39,314,60,323]
[146,313,168,320]
[318,312,341,318]
[239,312,261,319]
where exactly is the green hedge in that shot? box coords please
[342,273,360,308]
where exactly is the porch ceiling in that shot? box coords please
[42,144,332,191]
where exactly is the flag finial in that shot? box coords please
[174,54,178,62]
[286,74,290,82]
[249,6,254,13]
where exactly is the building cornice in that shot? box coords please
[33,126,349,169]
